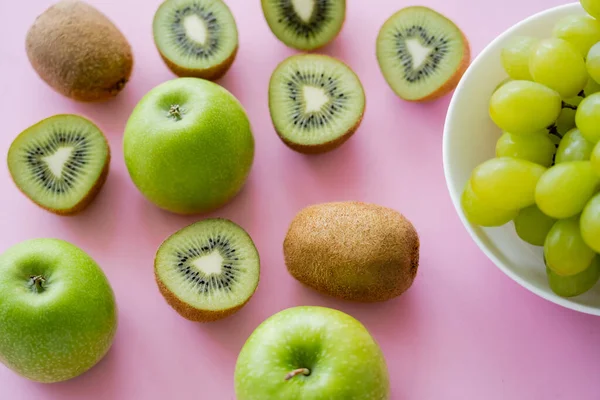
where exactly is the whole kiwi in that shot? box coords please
[25,0,133,102]
[284,202,420,302]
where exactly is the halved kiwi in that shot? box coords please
[154,218,260,322]
[376,6,470,102]
[153,0,239,80]
[261,0,346,50]
[268,54,365,154]
[7,114,110,215]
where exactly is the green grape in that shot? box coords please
[553,94,581,137]
[501,36,538,80]
[535,161,600,218]
[544,216,596,276]
[489,81,562,134]
[575,93,600,143]
[493,77,513,94]
[580,192,600,252]
[495,131,555,166]
[555,128,594,163]
[581,0,600,20]
[554,108,577,136]
[546,257,600,297]
[586,42,600,84]
[583,75,600,95]
[461,182,518,227]
[549,132,562,146]
[552,15,600,57]
[529,38,588,98]
[591,140,600,174]
[470,157,546,210]
[514,205,556,246]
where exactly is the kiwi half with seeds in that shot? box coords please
[153,0,238,80]
[155,218,260,322]
[376,6,470,102]
[7,114,110,215]
[261,0,346,50]
[268,54,365,154]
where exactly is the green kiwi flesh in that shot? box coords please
[268,54,365,154]
[376,6,470,102]
[155,219,260,322]
[7,115,110,215]
[261,0,346,50]
[153,0,239,80]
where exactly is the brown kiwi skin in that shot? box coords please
[25,0,133,102]
[283,201,420,302]
[8,115,111,216]
[414,31,471,102]
[157,46,238,81]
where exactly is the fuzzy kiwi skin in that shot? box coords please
[284,202,420,302]
[157,46,238,81]
[25,0,133,102]
[7,116,111,216]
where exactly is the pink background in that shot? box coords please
[1,0,599,399]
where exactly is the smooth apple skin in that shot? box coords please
[123,77,255,214]
[234,306,390,400]
[0,239,117,383]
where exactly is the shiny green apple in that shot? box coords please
[123,77,255,214]
[235,306,390,400]
[0,239,117,383]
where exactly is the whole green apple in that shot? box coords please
[123,77,255,214]
[234,306,390,400]
[0,239,117,383]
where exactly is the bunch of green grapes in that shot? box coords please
[462,0,600,298]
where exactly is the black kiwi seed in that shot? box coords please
[153,0,239,81]
[262,0,345,51]
[22,128,91,194]
[170,4,222,59]
[174,236,243,294]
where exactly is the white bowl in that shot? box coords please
[443,2,600,316]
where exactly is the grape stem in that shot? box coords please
[561,101,577,110]
[547,125,563,140]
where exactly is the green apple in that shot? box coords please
[0,239,117,383]
[234,306,390,400]
[123,77,255,214]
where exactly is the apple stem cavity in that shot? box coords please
[29,275,46,293]
[168,104,184,121]
[284,368,310,381]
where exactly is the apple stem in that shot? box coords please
[29,275,46,293]
[168,105,184,121]
[284,368,310,381]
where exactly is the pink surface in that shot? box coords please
[1,0,599,399]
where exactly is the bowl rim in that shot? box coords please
[442,2,600,316]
